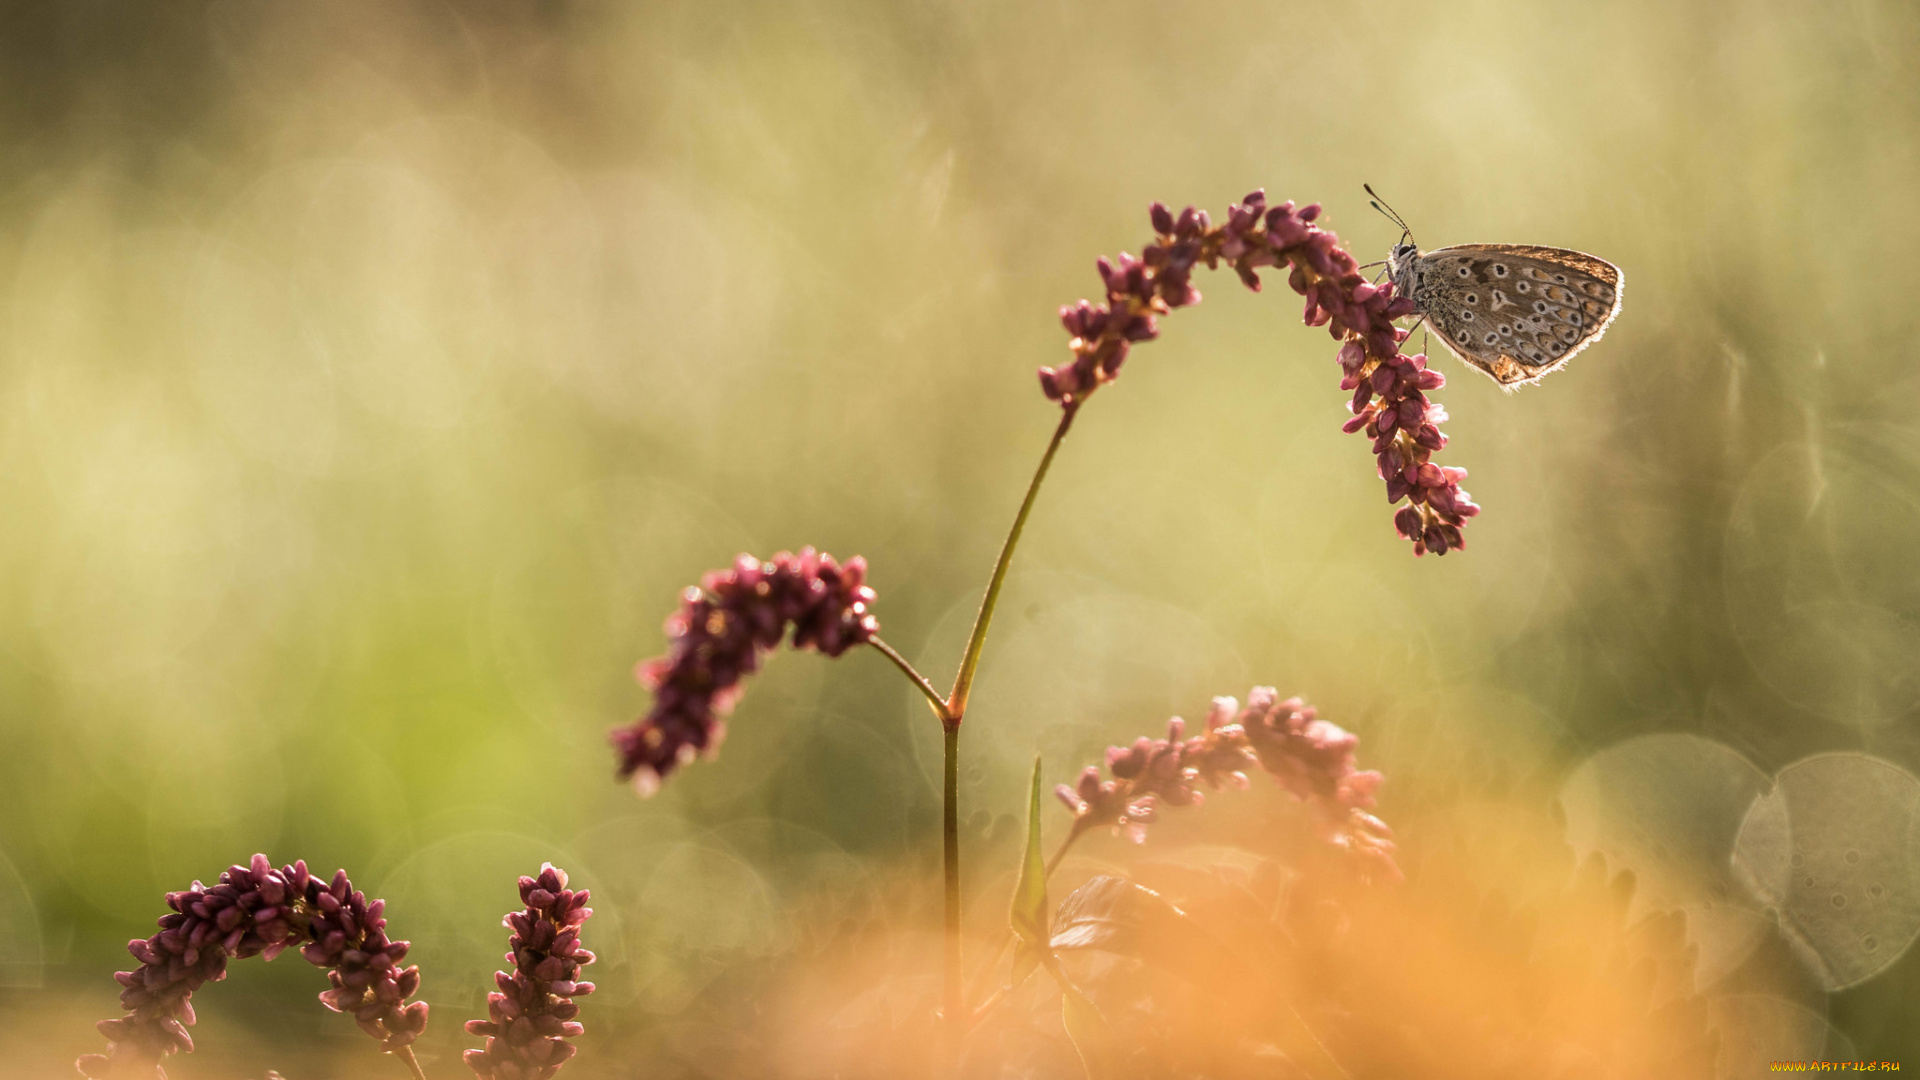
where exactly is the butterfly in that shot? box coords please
[1367,186,1623,389]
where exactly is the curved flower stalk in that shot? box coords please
[464,864,595,1080]
[603,189,1475,1060]
[78,855,428,1079]
[610,547,879,794]
[1340,347,1477,555]
[1041,191,1477,554]
[1055,688,1400,882]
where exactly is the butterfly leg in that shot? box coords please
[1393,317,1429,359]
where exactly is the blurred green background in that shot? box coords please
[0,0,1917,1075]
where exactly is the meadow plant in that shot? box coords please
[78,856,429,1079]
[1054,688,1402,885]
[607,191,1468,1073]
[77,860,591,1080]
[82,191,1476,1078]
[1039,191,1477,554]
[462,865,596,1080]
[611,547,879,794]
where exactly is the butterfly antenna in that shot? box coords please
[1363,183,1413,243]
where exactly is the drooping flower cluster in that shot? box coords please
[1055,714,1252,845]
[1040,193,1379,402]
[1041,191,1475,553]
[1338,346,1480,554]
[1232,688,1399,880]
[464,864,595,1080]
[78,855,427,1079]
[612,547,879,794]
[1056,688,1400,881]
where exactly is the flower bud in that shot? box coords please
[465,866,595,1078]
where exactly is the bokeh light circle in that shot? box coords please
[1733,752,1920,991]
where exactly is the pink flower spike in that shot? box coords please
[78,857,427,1077]
[1054,689,1398,882]
[612,547,880,790]
[464,864,595,1080]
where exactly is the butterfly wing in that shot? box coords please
[1411,244,1623,388]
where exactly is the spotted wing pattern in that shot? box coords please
[1408,243,1623,388]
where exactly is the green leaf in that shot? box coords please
[1057,971,1122,1080]
[1008,755,1049,950]
[1009,939,1041,990]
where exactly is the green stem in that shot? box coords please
[945,403,1079,723]
[940,402,1081,1063]
[396,1047,429,1080]
[1044,827,1080,878]
[868,636,950,722]
[942,719,962,1059]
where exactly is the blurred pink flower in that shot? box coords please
[1056,688,1400,882]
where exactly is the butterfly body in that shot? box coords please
[1386,240,1623,388]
